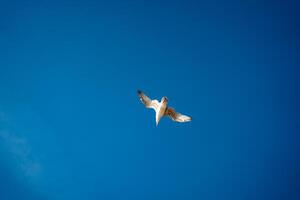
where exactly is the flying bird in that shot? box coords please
[137,90,192,126]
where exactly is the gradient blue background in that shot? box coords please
[0,0,299,199]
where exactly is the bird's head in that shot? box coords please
[161,96,168,103]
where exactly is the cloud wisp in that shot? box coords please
[0,128,42,180]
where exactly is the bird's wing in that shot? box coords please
[137,90,159,112]
[165,107,192,123]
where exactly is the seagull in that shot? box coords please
[137,90,192,126]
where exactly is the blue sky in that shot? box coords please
[0,0,299,199]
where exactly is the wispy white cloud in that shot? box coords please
[0,116,42,180]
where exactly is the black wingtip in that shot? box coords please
[137,90,142,95]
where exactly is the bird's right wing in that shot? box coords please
[165,107,192,123]
[137,90,159,112]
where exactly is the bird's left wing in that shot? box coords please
[137,90,159,112]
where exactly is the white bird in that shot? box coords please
[137,90,192,126]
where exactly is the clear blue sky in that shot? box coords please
[0,0,299,199]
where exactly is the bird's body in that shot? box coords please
[155,97,168,125]
[137,90,192,126]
